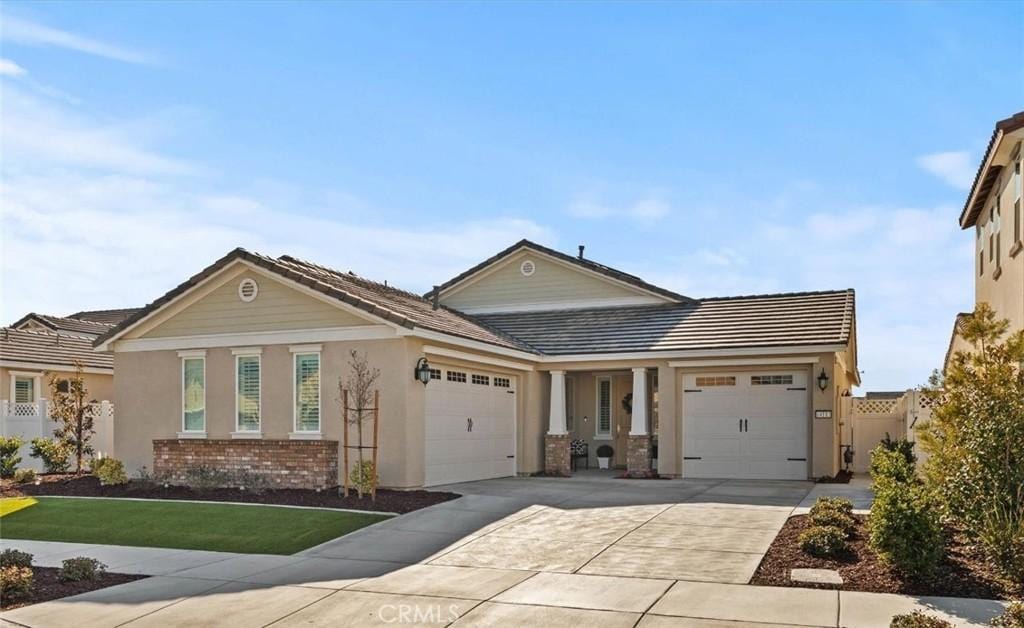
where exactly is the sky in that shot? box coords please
[1,2,1022,391]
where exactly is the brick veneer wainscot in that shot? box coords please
[544,434,571,476]
[153,439,339,490]
[626,434,652,477]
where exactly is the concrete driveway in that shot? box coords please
[2,476,1004,627]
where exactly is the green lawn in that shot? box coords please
[0,497,390,555]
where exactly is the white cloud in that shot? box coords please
[917,150,974,190]
[567,196,671,223]
[0,58,26,76]
[1,14,156,65]
[1,85,193,175]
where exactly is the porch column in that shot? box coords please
[627,367,653,477]
[544,370,571,476]
[547,370,567,435]
[629,368,648,435]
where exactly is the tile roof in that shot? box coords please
[429,239,693,303]
[0,327,113,370]
[68,308,141,325]
[960,111,1024,229]
[11,313,113,337]
[475,290,855,355]
[95,248,536,353]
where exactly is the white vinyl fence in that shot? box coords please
[0,400,114,472]
[840,390,934,473]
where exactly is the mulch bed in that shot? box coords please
[814,469,853,484]
[1,474,460,514]
[751,514,1021,600]
[1,567,146,611]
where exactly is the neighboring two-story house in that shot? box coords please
[95,241,858,489]
[946,111,1024,369]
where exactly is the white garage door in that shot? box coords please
[682,371,809,480]
[424,366,517,486]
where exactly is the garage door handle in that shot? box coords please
[467,418,473,432]
[506,455,515,459]
[744,419,749,432]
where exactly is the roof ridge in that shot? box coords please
[277,254,428,302]
[698,288,853,303]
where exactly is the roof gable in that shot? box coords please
[434,240,689,314]
[960,111,1024,229]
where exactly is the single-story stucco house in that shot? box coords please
[94,240,858,489]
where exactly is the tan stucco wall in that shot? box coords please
[440,250,666,313]
[113,337,425,487]
[973,138,1024,337]
[0,366,114,403]
[138,267,371,339]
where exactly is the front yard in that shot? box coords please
[0,497,390,555]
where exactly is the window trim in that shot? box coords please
[10,373,40,404]
[234,352,262,435]
[291,351,321,435]
[180,356,207,435]
[594,376,612,440]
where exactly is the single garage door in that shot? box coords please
[424,366,516,486]
[682,371,809,480]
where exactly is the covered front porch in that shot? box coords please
[544,366,661,477]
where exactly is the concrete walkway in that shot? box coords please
[1,477,1008,627]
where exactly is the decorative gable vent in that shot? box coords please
[238,278,259,302]
[520,260,536,277]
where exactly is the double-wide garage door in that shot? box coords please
[683,371,809,480]
[424,366,516,486]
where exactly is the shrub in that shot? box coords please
[992,601,1024,628]
[868,478,944,576]
[233,469,270,494]
[596,444,614,458]
[890,611,953,628]
[0,565,33,603]
[183,465,233,491]
[798,525,847,558]
[880,433,916,465]
[0,549,34,569]
[59,557,106,582]
[133,465,173,489]
[90,456,109,474]
[0,436,24,479]
[809,505,856,535]
[869,445,916,484]
[94,458,128,486]
[812,496,854,517]
[29,437,73,473]
[349,460,377,496]
[917,304,1024,580]
[13,468,37,484]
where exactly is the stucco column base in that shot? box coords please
[626,434,653,477]
[544,434,571,476]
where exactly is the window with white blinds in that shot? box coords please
[236,355,261,432]
[14,377,35,403]
[596,377,612,437]
[294,353,320,432]
[182,358,205,432]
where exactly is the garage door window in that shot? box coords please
[751,374,794,386]
[447,370,467,383]
[596,377,612,438]
[695,376,735,387]
[494,377,510,388]
[428,368,442,380]
[294,353,320,433]
[471,374,490,386]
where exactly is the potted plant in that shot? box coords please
[596,444,614,470]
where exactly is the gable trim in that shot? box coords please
[436,242,686,304]
[110,325,398,353]
[97,258,404,351]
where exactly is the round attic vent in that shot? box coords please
[520,260,536,277]
[238,278,259,302]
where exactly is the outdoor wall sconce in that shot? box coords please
[414,357,432,385]
[817,368,830,392]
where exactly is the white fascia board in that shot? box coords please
[111,325,397,353]
[668,356,820,368]
[538,344,847,364]
[0,360,112,375]
[423,345,535,371]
